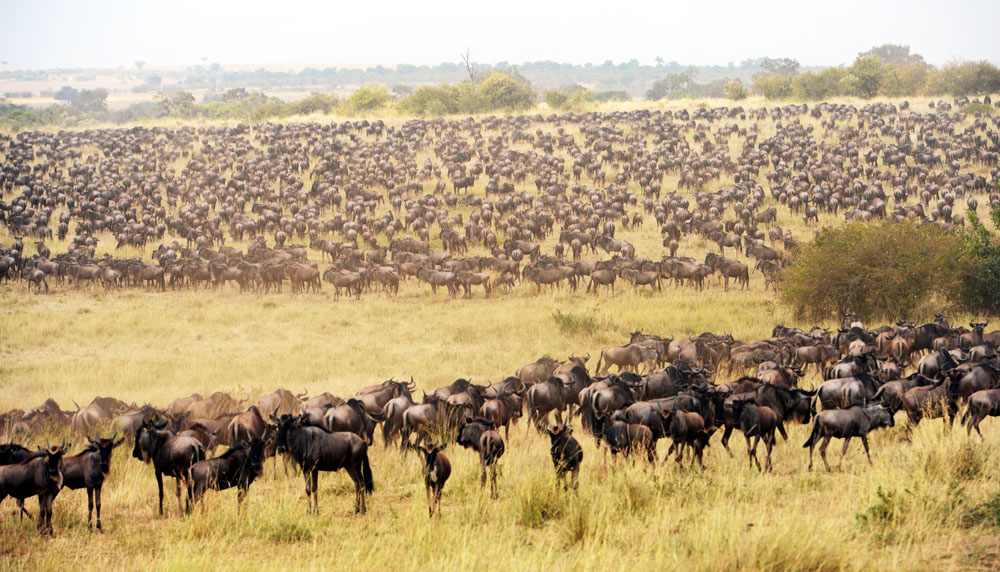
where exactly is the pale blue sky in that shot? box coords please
[2,0,997,69]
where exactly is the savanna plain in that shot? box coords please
[2,96,1000,571]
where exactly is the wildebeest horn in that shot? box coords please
[296,388,308,399]
[270,406,280,422]
[73,400,80,412]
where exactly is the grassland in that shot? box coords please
[2,98,999,570]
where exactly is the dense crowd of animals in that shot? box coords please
[2,100,999,297]
[3,313,1000,535]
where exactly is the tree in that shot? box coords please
[53,85,79,102]
[858,44,925,66]
[646,69,695,100]
[845,56,885,99]
[475,72,535,111]
[928,60,1000,96]
[460,48,474,82]
[879,63,928,96]
[154,90,195,116]
[348,84,391,112]
[724,79,748,100]
[71,88,108,112]
[760,57,800,76]
[545,89,569,109]
[779,222,968,321]
[752,74,792,100]
[792,68,846,100]
[961,204,1000,314]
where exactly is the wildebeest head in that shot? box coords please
[271,412,299,454]
[457,417,495,449]
[39,442,66,488]
[87,432,125,474]
[132,418,167,462]
[418,443,446,477]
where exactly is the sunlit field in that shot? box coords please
[2,97,1000,570]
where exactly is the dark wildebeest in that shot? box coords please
[525,376,570,430]
[730,399,778,472]
[753,384,816,441]
[228,405,269,445]
[401,395,447,450]
[962,389,1000,438]
[273,414,374,514]
[602,419,656,464]
[417,444,451,518]
[190,439,266,508]
[479,390,522,439]
[803,405,894,472]
[322,399,382,445]
[132,419,206,515]
[901,369,962,434]
[659,410,710,469]
[872,372,936,414]
[382,380,417,447]
[61,433,124,531]
[817,372,882,410]
[457,417,505,498]
[0,444,65,535]
[545,424,583,490]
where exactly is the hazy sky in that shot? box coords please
[2,0,998,69]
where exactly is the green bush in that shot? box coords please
[752,74,793,100]
[779,222,968,321]
[724,79,748,100]
[348,84,391,112]
[960,206,1000,313]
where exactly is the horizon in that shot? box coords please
[2,0,998,70]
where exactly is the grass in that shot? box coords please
[1,97,999,570]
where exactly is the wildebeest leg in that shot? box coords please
[17,498,33,521]
[819,436,833,473]
[777,421,789,441]
[974,414,985,440]
[747,434,760,471]
[175,477,183,515]
[490,463,499,499]
[480,460,487,492]
[433,485,443,517]
[425,483,433,516]
[156,470,165,516]
[237,486,247,512]
[720,424,735,457]
[763,434,774,473]
[303,469,313,513]
[311,470,320,514]
[87,488,95,531]
[860,435,872,466]
[838,436,852,472]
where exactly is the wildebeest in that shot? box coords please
[132,419,206,515]
[730,399,778,472]
[962,389,1000,438]
[190,438,266,508]
[61,433,124,531]
[602,419,656,464]
[479,389,522,438]
[596,343,659,374]
[457,417,504,498]
[515,356,560,385]
[817,373,881,410]
[545,424,582,489]
[417,444,450,518]
[322,398,382,445]
[0,444,65,535]
[803,405,894,472]
[660,410,710,469]
[273,414,374,514]
[401,395,447,450]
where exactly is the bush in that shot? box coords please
[347,84,391,112]
[752,74,793,100]
[724,79,749,100]
[959,206,1000,313]
[792,68,846,100]
[779,222,968,321]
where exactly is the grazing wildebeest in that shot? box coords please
[190,439,266,508]
[545,424,583,489]
[457,417,505,498]
[132,419,206,515]
[0,444,65,535]
[962,389,1000,438]
[61,433,124,531]
[417,444,450,518]
[803,405,894,472]
[730,399,778,472]
[273,414,373,514]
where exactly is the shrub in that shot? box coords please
[724,79,749,100]
[778,222,968,322]
[752,74,793,100]
[347,84,391,112]
[959,206,1000,313]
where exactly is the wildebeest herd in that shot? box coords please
[4,313,1000,535]
[1,99,998,298]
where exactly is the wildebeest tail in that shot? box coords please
[802,417,821,448]
[595,352,603,374]
[961,405,972,426]
[362,450,374,493]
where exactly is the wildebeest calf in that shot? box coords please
[190,439,266,509]
[417,444,450,517]
[661,410,711,469]
[602,419,656,464]
[457,418,504,498]
[545,424,582,489]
